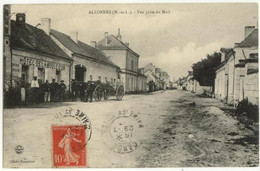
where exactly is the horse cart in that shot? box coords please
[91,81,125,101]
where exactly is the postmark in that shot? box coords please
[52,125,86,167]
[54,107,92,143]
[101,109,144,154]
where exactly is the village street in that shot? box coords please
[3,90,259,168]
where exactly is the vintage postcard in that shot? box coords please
[2,2,259,168]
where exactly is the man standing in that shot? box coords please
[71,79,77,101]
[79,81,85,101]
[86,81,95,103]
[31,76,39,104]
[50,79,58,102]
[59,80,67,102]
[42,80,50,102]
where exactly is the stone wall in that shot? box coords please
[227,57,235,103]
[137,76,147,92]
[244,72,259,105]
[233,67,246,102]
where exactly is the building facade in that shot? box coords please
[144,63,171,91]
[4,14,73,104]
[97,29,146,92]
[214,48,232,101]
[215,26,258,105]
[40,19,121,87]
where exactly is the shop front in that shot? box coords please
[11,49,72,103]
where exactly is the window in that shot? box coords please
[131,77,134,91]
[56,70,61,83]
[131,60,134,71]
[38,68,45,85]
[21,65,28,88]
[126,77,129,91]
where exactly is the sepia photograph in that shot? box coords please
[2,2,259,168]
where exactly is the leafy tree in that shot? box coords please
[192,52,221,87]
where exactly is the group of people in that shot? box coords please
[31,76,67,103]
[71,79,96,102]
[30,77,99,103]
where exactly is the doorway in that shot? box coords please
[75,65,86,82]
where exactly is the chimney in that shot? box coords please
[105,32,108,46]
[116,28,122,41]
[70,32,78,44]
[91,41,97,48]
[220,52,225,62]
[125,42,129,47]
[41,18,51,36]
[234,43,240,47]
[16,13,26,26]
[244,26,255,38]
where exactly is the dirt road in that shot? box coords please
[3,90,259,167]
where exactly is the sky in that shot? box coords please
[11,3,258,81]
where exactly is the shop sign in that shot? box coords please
[20,56,65,71]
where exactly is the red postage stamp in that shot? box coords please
[52,125,86,167]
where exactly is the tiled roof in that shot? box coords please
[50,29,91,57]
[78,41,120,68]
[97,35,139,57]
[237,29,258,47]
[51,29,119,68]
[220,48,232,53]
[11,20,71,60]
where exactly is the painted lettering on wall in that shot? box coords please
[20,57,65,71]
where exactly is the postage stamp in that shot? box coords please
[101,109,144,154]
[54,107,92,142]
[52,125,86,167]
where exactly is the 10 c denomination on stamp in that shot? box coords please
[52,125,86,167]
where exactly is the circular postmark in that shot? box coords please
[15,145,24,154]
[53,107,92,146]
[101,109,144,154]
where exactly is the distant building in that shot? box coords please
[186,71,194,92]
[144,63,171,91]
[144,63,157,91]
[184,71,208,94]
[161,71,170,89]
[97,29,146,92]
[137,68,147,92]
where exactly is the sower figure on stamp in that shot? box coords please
[42,80,50,102]
[59,80,67,102]
[71,79,77,101]
[58,128,81,165]
[86,81,95,103]
[50,79,58,102]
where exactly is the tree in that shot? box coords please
[192,52,221,87]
